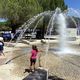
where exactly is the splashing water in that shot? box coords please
[8,8,80,56]
[57,13,69,52]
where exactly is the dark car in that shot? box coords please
[2,32,12,41]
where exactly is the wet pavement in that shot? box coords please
[0,42,80,80]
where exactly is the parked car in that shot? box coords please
[2,32,12,41]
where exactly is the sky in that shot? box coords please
[64,0,80,17]
[64,0,80,9]
[0,18,7,22]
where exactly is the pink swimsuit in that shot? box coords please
[31,50,38,59]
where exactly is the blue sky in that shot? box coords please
[64,0,80,9]
[64,0,80,17]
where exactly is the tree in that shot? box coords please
[0,0,42,33]
[38,0,67,11]
[0,23,11,31]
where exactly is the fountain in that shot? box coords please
[57,13,68,51]
[7,7,80,56]
[5,8,80,80]
[7,8,80,67]
[11,8,77,51]
[44,8,71,55]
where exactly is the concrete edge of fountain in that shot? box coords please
[41,39,58,43]
[23,67,48,80]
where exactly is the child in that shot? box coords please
[0,40,4,56]
[30,45,42,72]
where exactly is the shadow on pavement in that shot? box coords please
[48,75,65,80]
[24,69,31,73]
[23,69,65,80]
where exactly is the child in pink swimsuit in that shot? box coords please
[30,45,38,71]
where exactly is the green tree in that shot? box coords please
[38,0,67,11]
[0,0,42,33]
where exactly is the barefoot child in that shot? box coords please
[30,45,42,72]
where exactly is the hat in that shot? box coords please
[0,37,3,41]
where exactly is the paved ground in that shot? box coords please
[0,40,80,80]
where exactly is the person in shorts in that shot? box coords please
[30,45,43,72]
